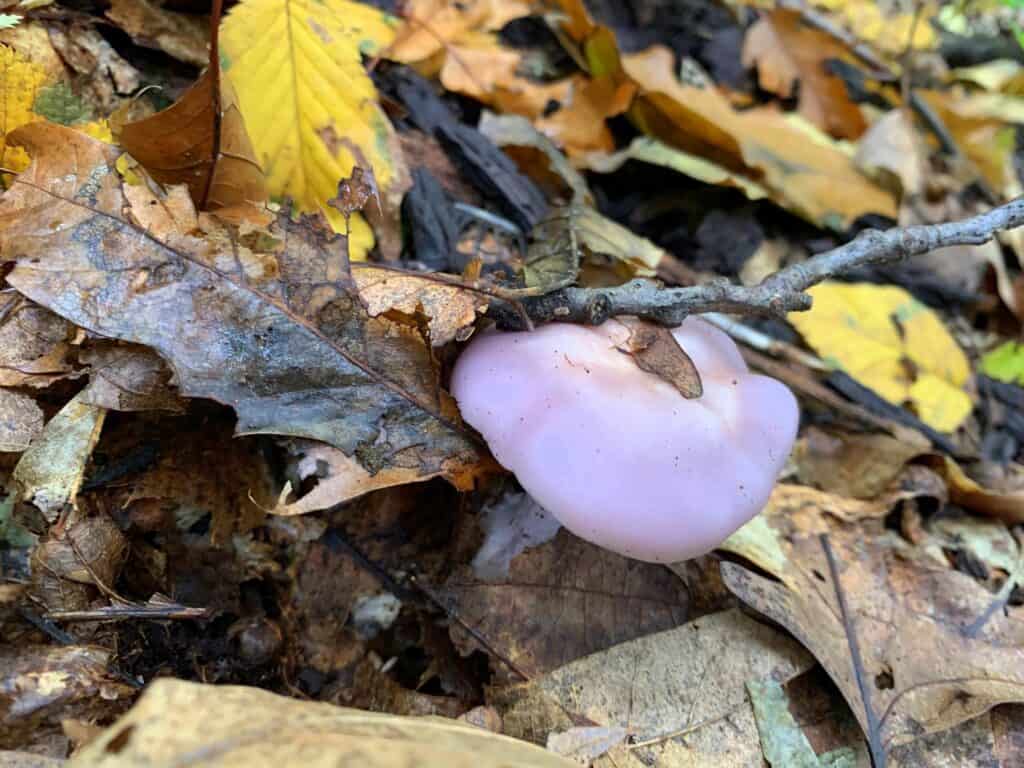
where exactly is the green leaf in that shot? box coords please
[981,341,1024,385]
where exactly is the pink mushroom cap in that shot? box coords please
[451,317,799,563]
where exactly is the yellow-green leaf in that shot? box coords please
[789,282,972,432]
[220,0,399,258]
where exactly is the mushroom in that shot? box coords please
[451,317,799,563]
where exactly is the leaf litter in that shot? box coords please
[4,0,1024,765]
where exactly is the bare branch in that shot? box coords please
[513,197,1024,328]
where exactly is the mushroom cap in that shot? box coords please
[451,317,799,563]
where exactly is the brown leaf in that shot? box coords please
[621,45,896,228]
[493,609,813,766]
[353,265,489,347]
[0,390,43,452]
[444,528,689,680]
[0,124,481,491]
[742,10,867,140]
[69,678,575,768]
[721,488,1024,752]
[0,645,134,752]
[0,294,74,389]
[105,0,209,68]
[79,344,184,413]
[115,3,266,211]
[46,23,140,112]
[615,317,702,399]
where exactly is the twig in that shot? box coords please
[514,198,1024,327]
[44,602,209,622]
[821,534,886,768]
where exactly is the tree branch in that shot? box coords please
[512,197,1024,328]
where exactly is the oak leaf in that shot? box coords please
[721,484,1024,751]
[0,124,482,494]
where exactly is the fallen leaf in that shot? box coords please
[494,609,813,767]
[747,677,857,767]
[792,428,928,499]
[353,265,489,346]
[116,6,266,211]
[11,391,105,523]
[220,0,401,256]
[621,46,896,229]
[386,0,530,65]
[0,296,73,388]
[45,23,139,113]
[0,42,50,177]
[0,389,43,452]
[615,317,703,399]
[925,455,1024,524]
[981,341,1024,385]
[0,645,133,752]
[855,108,927,197]
[0,124,482,494]
[444,528,689,679]
[742,9,866,139]
[720,490,1024,752]
[105,0,208,67]
[806,0,938,57]
[788,282,972,432]
[79,345,184,412]
[546,726,628,764]
[581,135,770,203]
[67,678,575,767]
[273,438,487,515]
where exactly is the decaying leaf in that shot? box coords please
[0,294,74,389]
[11,391,105,523]
[0,124,482,493]
[615,317,703,399]
[445,528,689,679]
[494,609,813,767]
[0,389,43,452]
[854,108,927,197]
[622,46,896,229]
[742,9,866,140]
[79,345,184,412]
[793,428,929,499]
[788,282,972,432]
[68,678,575,768]
[720,487,1024,752]
[115,6,266,212]
[105,0,208,67]
[0,644,134,751]
[220,0,401,255]
[273,437,489,515]
[353,265,489,346]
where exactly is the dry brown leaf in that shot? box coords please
[115,8,266,211]
[386,0,531,65]
[0,297,74,388]
[793,428,929,499]
[721,488,1024,753]
[742,9,866,139]
[79,344,184,412]
[46,23,140,112]
[353,265,489,347]
[0,644,134,752]
[493,609,813,767]
[0,389,43,452]
[615,317,702,399]
[0,124,482,498]
[444,528,689,680]
[855,108,927,197]
[622,45,897,228]
[67,678,575,768]
[925,456,1024,524]
[105,0,208,67]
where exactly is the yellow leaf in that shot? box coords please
[788,282,972,432]
[0,43,48,177]
[220,0,400,259]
